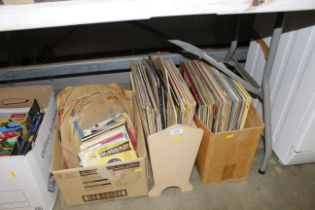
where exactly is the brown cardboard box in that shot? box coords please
[195,105,264,184]
[51,91,148,206]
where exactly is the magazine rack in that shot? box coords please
[147,124,203,196]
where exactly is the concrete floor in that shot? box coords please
[54,146,315,210]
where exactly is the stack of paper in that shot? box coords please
[131,57,196,135]
[181,60,252,133]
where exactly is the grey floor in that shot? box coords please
[54,145,315,210]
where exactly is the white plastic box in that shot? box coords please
[0,86,57,210]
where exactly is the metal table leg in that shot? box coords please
[259,13,285,174]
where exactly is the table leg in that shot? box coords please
[259,12,285,174]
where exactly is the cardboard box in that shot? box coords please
[52,91,148,206]
[0,86,58,210]
[195,105,264,184]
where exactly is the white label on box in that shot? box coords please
[170,128,183,136]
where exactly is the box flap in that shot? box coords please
[0,86,53,111]
[51,127,65,171]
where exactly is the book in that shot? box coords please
[79,138,137,167]
[80,122,130,151]
[79,116,138,167]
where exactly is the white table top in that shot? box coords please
[0,0,315,31]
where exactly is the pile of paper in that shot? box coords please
[0,100,43,156]
[131,57,196,135]
[57,84,138,168]
[181,60,251,132]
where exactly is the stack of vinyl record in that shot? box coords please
[181,60,252,133]
[131,57,196,135]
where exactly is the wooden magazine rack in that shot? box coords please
[146,124,203,196]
